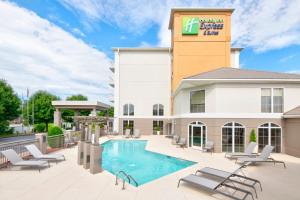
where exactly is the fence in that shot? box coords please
[0,139,38,167]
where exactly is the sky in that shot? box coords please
[0,0,300,104]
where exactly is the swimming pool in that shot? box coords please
[101,140,196,186]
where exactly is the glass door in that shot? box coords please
[192,125,205,149]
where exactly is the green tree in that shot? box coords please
[0,80,21,133]
[61,94,89,122]
[25,91,59,131]
[98,107,114,117]
[250,129,257,142]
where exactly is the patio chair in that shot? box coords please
[196,165,262,198]
[177,138,187,148]
[133,129,140,138]
[202,141,214,154]
[25,144,65,163]
[1,149,49,172]
[225,142,257,158]
[172,135,180,145]
[237,145,286,168]
[124,129,131,138]
[178,174,254,200]
[64,132,76,148]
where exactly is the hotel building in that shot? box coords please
[110,8,300,156]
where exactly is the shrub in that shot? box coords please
[48,126,63,136]
[250,129,256,142]
[34,123,46,133]
[48,126,64,148]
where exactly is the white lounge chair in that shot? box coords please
[25,144,65,163]
[133,129,140,138]
[176,138,187,148]
[237,145,286,168]
[202,141,214,154]
[1,149,49,172]
[225,142,257,158]
[124,129,131,138]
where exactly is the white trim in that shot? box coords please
[173,113,283,119]
[187,121,207,149]
[221,121,246,153]
[174,79,300,96]
[257,122,282,153]
[283,115,300,118]
[117,113,283,119]
[119,116,172,119]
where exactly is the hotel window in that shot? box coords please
[190,90,205,113]
[258,123,281,153]
[261,88,283,113]
[123,104,134,116]
[153,120,163,135]
[273,88,283,113]
[122,120,134,135]
[153,104,164,116]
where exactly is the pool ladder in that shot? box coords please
[115,171,138,190]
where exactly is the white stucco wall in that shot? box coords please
[117,50,171,117]
[173,83,300,115]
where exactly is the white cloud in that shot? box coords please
[59,0,300,51]
[0,1,112,103]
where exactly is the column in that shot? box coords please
[90,123,102,174]
[35,133,47,154]
[74,110,80,131]
[54,108,61,127]
[77,124,85,165]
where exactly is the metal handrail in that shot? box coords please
[115,170,138,189]
[127,174,138,187]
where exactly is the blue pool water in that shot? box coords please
[101,140,196,186]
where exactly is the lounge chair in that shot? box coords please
[172,135,180,145]
[1,149,49,172]
[178,174,254,200]
[133,129,140,138]
[25,144,65,163]
[177,138,187,148]
[196,165,262,198]
[202,141,214,154]
[225,142,257,158]
[124,129,131,138]
[237,145,286,168]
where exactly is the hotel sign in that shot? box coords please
[182,17,224,36]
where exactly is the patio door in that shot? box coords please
[190,124,206,149]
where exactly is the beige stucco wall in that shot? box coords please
[284,118,300,157]
[174,118,284,153]
[119,118,171,135]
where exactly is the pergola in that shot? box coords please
[52,101,110,128]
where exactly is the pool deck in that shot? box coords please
[1,135,299,200]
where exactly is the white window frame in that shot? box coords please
[257,122,282,153]
[153,104,164,116]
[221,121,246,153]
[123,103,134,116]
[261,88,284,113]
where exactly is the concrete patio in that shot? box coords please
[0,135,299,200]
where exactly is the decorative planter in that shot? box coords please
[157,131,160,135]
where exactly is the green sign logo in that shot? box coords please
[182,17,199,35]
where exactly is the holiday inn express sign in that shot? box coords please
[182,16,224,36]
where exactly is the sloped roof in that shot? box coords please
[184,67,300,80]
[283,106,300,118]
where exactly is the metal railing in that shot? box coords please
[0,139,38,167]
[115,170,138,189]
